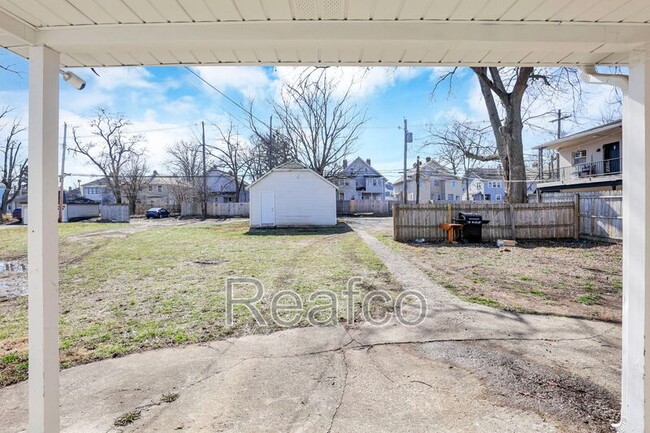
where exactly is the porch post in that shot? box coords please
[28,45,60,433]
[621,47,650,433]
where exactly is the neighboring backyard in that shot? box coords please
[366,221,622,322]
[0,220,398,388]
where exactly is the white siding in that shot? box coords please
[557,134,621,169]
[250,170,337,227]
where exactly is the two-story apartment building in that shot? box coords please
[534,120,622,193]
[331,157,386,201]
[465,167,506,202]
[392,158,463,203]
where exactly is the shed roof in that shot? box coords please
[250,161,338,190]
[0,1,649,67]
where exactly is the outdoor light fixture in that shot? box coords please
[59,69,86,90]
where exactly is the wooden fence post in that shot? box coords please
[447,203,452,222]
[574,193,580,240]
[393,205,399,241]
[509,204,516,239]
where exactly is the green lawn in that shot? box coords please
[0,221,398,387]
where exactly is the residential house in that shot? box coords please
[331,157,387,201]
[534,120,622,193]
[138,173,185,209]
[392,157,463,203]
[249,161,337,227]
[206,169,248,203]
[80,177,115,204]
[465,167,506,202]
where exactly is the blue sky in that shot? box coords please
[0,48,618,187]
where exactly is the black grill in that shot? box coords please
[452,212,490,242]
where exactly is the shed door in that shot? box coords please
[260,191,275,226]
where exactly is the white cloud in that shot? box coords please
[87,67,156,91]
[273,66,425,100]
[193,66,273,100]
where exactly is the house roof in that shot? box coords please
[466,167,505,181]
[393,159,460,185]
[339,157,387,180]
[533,120,622,151]
[249,160,338,190]
[81,177,110,188]
[0,2,648,67]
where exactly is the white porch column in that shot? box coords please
[28,45,60,433]
[621,48,650,433]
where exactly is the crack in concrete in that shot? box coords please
[326,350,349,433]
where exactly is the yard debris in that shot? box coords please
[414,238,426,244]
[496,239,517,247]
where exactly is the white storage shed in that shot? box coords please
[249,162,337,227]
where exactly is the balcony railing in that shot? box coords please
[539,157,622,183]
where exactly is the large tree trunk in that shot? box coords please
[471,67,531,203]
[1,188,9,214]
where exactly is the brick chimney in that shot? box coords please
[342,159,348,169]
[366,158,371,166]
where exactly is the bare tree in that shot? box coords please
[426,119,494,199]
[120,154,149,214]
[71,108,146,205]
[434,67,581,203]
[165,139,203,183]
[167,180,197,206]
[0,108,27,213]
[208,121,251,202]
[246,127,294,180]
[249,68,367,176]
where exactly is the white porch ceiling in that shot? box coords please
[0,0,649,67]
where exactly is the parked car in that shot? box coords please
[145,208,170,219]
[12,208,21,220]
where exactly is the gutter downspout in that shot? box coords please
[577,65,628,92]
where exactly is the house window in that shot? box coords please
[372,179,378,186]
[148,185,153,192]
[496,194,502,201]
[451,180,457,187]
[455,195,460,201]
[484,194,492,201]
[573,150,587,165]
[447,194,453,200]
[434,180,440,186]
[437,194,442,201]
[157,185,163,193]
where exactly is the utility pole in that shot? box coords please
[58,122,67,223]
[402,118,412,204]
[268,115,273,170]
[201,121,207,220]
[549,109,571,140]
[415,155,420,204]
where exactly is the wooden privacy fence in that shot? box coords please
[537,191,622,241]
[337,200,392,215]
[181,202,249,217]
[393,202,577,242]
[99,205,130,223]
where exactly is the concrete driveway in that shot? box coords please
[0,217,621,433]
